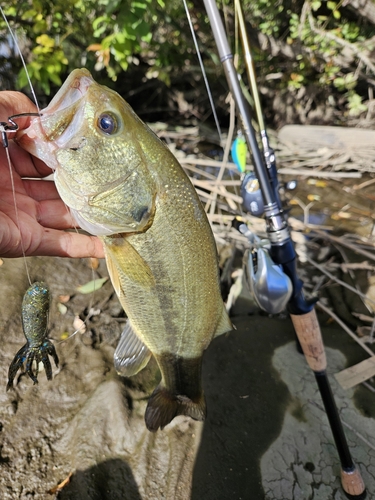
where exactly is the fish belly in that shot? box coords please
[103,181,230,431]
[104,190,225,359]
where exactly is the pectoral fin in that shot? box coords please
[214,303,234,338]
[114,320,152,377]
[103,236,156,290]
[104,247,122,297]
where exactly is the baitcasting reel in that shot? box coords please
[239,223,292,314]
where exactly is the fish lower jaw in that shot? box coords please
[15,131,59,171]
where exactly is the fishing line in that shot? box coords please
[1,8,99,352]
[0,6,41,287]
[56,214,101,345]
[182,0,223,145]
[184,0,246,226]
[0,5,40,114]
[57,263,102,346]
[3,144,32,285]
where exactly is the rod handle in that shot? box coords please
[290,309,327,372]
[341,467,366,498]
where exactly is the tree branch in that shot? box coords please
[343,0,375,24]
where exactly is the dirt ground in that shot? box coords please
[0,252,375,499]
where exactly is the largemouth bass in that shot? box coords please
[17,69,233,431]
[7,282,59,391]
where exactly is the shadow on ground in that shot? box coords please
[192,301,295,500]
[192,297,374,500]
[59,459,142,500]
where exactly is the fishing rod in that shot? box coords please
[234,0,280,210]
[202,1,366,498]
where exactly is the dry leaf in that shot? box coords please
[89,257,100,270]
[307,179,327,188]
[73,316,86,334]
[289,199,300,206]
[76,277,108,294]
[337,211,352,219]
[58,295,70,303]
[47,472,73,494]
[57,303,67,315]
[307,194,320,201]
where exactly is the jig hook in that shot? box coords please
[0,112,41,148]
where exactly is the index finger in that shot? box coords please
[0,91,53,177]
[0,91,39,131]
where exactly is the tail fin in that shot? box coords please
[145,384,206,432]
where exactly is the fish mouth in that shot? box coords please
[16,69,95,169]
[41,68,94,117]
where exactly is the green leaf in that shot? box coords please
[21,9,38,20]
[16,68,29,89]
[311,1,321,11]
[76,277,109,294]
[135,19,151,38]
[333,77,345,91]
[49,71,62,86]
[41,79,51,95]
[132,1,148,9]
[347,92,367,116]
[3,6,16,16]
[141,32,152,43]
[36,34,55,48]
[157,69,171,87]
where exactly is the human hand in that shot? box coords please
[0,91,105,259]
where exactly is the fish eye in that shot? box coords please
[97,113,118,135]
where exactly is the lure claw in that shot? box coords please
[6,282,59,390]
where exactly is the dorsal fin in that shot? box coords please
[114,320,152,377]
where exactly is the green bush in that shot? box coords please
[1,0,374,123]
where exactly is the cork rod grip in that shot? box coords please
[341,467,366,497]
[290,309,327,372]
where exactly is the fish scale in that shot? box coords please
[16,68,233,431]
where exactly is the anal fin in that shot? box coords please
[114,320,152,377]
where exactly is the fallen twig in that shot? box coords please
[316,300,374,357]
[278,168,362,179]
[310,229,375,263]
[306,256,374,306]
